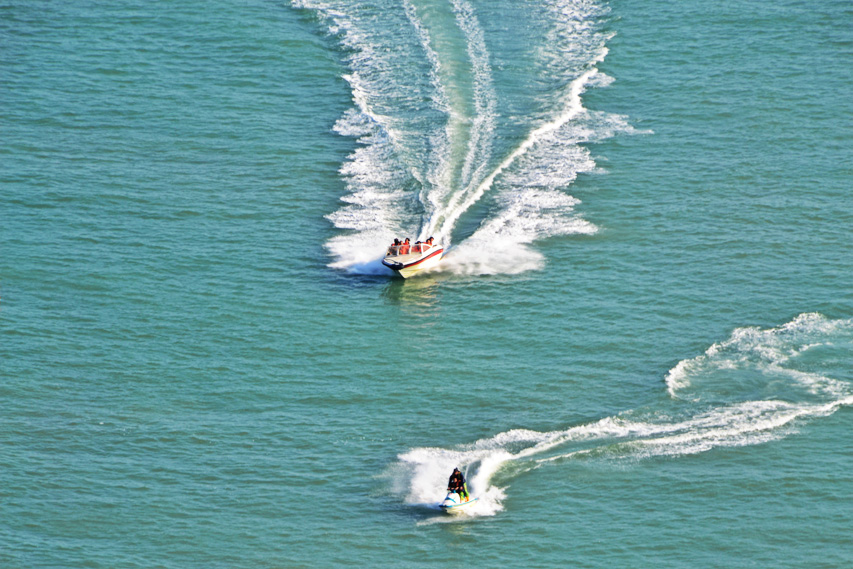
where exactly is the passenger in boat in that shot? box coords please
[400,238,411,255]
[447,467,469,500]
[387,239,401,256]
[426,237,434,246]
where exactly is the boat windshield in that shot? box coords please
[387,242,433,256]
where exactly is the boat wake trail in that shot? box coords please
[294,0,637,275]
[389,314,853,519]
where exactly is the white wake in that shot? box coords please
[389,314,853,518]
[295,0,635,276]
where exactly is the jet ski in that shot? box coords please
[438,491,478,514]
[382,239,444,279]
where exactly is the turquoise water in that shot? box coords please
[2,0,852,567]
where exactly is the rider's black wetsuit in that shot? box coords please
[447,471,469,499]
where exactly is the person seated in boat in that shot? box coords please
[400,238,411,255]
[387,239,400,256]
[447,467,469,500]
[426,237,434,246]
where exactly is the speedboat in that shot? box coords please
[382,241,444,278]
[438,491,478,514]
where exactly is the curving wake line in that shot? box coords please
[389,314,853,518]
[434,66,601,242]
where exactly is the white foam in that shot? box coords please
[666,313,853,399]
[433,0,638,254]
[435,65,637,258]
[437,239,545,276]
[394,446,509,518]
[435,67,599,242]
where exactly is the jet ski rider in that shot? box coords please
[447,467,469,500]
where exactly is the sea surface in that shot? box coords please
[2,0,852,567]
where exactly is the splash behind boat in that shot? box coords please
[382,241,444,278]
[438,491,478,514]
